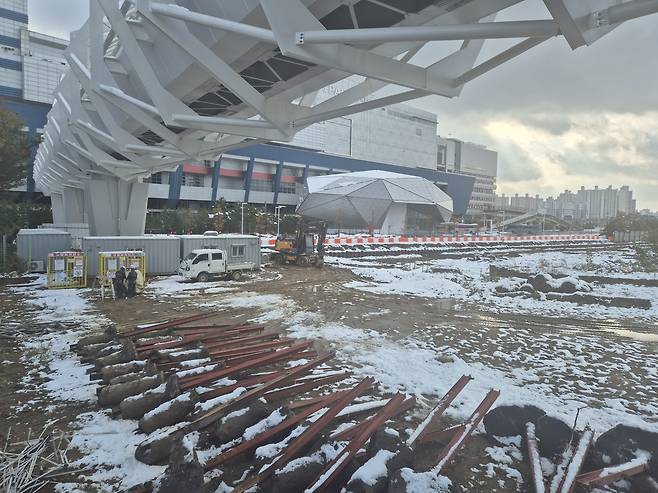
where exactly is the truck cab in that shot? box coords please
[179,248,238,282]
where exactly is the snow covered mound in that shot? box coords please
[494,273,593,295]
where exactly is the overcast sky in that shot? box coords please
[27,0,658,210]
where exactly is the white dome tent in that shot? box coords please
[296,171,453,235]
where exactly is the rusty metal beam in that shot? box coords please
[190,353,336,431]
[407,375,472,447]
[208,338,295,359]
[526,423,546,493]
[434,389,500,472]
[233,377,376,493]
[550,428,594,493]
[306,393,406,493]
[180,341,313,389]
[122,311,222,338]
[263,372,350,402]
[418,424,465,445]
[330,396,415,441]
[576,458,649,487]
[198,371,284,402]
[204,391,346,470]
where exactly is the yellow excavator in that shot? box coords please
[270,220,328,267]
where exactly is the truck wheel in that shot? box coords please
[297,256,309,266]
[232,270,243,281]
[273,255,283,265]
[196,272,210,283]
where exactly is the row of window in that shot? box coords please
[144,172,299,195]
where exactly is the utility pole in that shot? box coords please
[240,203,245,234]
[275,205,284,235]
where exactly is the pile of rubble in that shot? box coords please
[493,272,652,309]
[494,273,593,295]
[71,312,657,492]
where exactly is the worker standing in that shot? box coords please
[114,266,127,299]
[127,267,138,298]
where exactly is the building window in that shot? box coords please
[144,172,163,184]
[231,245,245,258]
[182,173,203,187]
[251,179,273,192]
[279,181,297,194]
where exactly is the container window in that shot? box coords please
[231,245,245,258]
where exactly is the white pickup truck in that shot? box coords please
[178,248,257,282]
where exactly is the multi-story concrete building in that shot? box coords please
[437,136,498,216]
[496,185,636,224]
[0,0,68,197]
[290,77,438,170]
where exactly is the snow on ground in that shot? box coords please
[328,250,658,321]
[12,277,165,491]
[288,316,658,435]
[10,275,95,322]
[145,271,281,299]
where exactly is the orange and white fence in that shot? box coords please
[260,234,606,248]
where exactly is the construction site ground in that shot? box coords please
[1,241,657,492]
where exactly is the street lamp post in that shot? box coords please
[240,203,245,234]
[275,205,284,235]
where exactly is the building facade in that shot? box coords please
[290,77,439,170]
[0,0,68,197]
[437,136,498,216]
[147,143,475,220]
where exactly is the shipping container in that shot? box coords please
[40,223,90,249]
[178,234,261,269]
[82,236,179,276]
[17,229,72,271]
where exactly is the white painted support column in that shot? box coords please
[381,203,407,235]
[62,187,87,224]
[86,176,149,236]
[51,192,65,224]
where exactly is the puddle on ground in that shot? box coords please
[604,328,658,342]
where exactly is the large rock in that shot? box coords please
[528,274,552,293]
[590,425,658,468]
[139,391,198,434]
[121,375,180,420]
[483,405,545,437]
[95,340,138,369]
[98,373,164,407]
[101,359,149,383]
[154,438,204,493]
[535,415,572,458]
[213,400,274,444]
[556,279,578,294]
[76,326,117,350]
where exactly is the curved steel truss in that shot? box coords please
[33,0,658,235]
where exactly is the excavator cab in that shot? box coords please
[271,220,327,267]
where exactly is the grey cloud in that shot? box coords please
[519,114,572,135]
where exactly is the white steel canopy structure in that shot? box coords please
[33,0,658,235]
[297,171,454,233]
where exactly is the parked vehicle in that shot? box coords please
[178,248,258,282]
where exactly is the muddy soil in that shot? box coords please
[2,256,656,492]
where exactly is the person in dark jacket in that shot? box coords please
[127,267,138,298]
[114,266,127,299]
